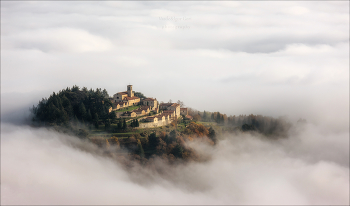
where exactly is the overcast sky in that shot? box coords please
[1,1,349,128]
[1,1,349,205]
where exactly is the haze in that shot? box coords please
[1,1,349,205]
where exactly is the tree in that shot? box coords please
[61,95,73,117]
[134,91,146,99]
[94,121,99,129]
[177,100,185,107]
[111,136,120,146]
[122,119,127,130]
[242,124,255,131]
[102,89,109,98]
[78,102,87,120]
[171,144,183,158]
[109,111,116,123]
[208,127,217,145]
[216,112,221,124]
[193,114,201,122]
[87,109,92,122]
[117,119,122,130]
[131,119,136,128]
[148,132,160,150]
[136,139,145,158]
[93,113,99,121]
[105,119,111,130]
[135,119,139,127]
[78,129,89,138]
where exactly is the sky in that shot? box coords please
[1,1,349,127]
[1,1,349,205]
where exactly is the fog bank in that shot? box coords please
[1,123,348,205]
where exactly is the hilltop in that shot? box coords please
[30,85,292,163]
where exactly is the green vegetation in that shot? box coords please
[134,91,146,99]
[117,105,140,112]
[31,85,113,127]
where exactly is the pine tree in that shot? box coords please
[203,110,207,121]
[87,109,92,122]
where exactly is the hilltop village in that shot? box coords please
[109,85,191,128]
[30,84,292,159]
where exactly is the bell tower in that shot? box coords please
[127,85,134,97]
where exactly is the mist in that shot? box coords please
[1,1,349,204]
[1,121,348,205]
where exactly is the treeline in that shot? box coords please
[91,122,217,162]
[188,109,292,137]
[31,85,114,127]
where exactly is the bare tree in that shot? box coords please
[177,100,185,107]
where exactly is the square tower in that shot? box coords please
[127,85,134,97]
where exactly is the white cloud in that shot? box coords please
[1,123,348,205]
[4,27,113,53]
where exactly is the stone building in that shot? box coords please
[123,111,136,118]
[162,110,176,119]
[142,98,158,111]
[113,102,128,110]
[159,103,181,118]
[145,116,158,123]
[113,85,140,106]
[134,108,146,116]
[180,108,188,116]
[140,106,151,113]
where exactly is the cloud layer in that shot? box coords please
[1,123,349,205]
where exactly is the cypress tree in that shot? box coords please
[123,119,127,130]
[117,119,122,130]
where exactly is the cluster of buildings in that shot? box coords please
[109,85,190,127]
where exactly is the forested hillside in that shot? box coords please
[31,85,113,126]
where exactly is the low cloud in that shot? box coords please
[4,28,112,53]
[1,122,348,205]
